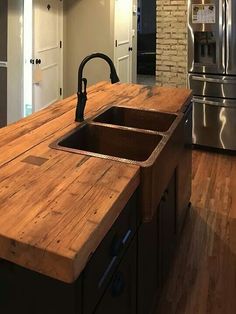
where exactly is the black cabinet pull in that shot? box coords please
[161,190,168,202]
[128,47,133,51]
[110,229,132,257]
[98,256,117,288]
[98,229,132,289]
[111,271,125,297]
[30,59,34,64]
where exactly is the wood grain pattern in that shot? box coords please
[156,149,236,314]
[0,82,191,283]
[0,82,191,167]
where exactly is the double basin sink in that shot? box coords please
[51,106,184,221]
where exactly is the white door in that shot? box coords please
[114,0,133,83]
[33,0,63,112]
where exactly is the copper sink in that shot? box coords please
[93,106,177,132]
[52,123,163,163]
[50,106,185,222]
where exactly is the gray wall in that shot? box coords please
[63,0,115,97]
[7,0,24,124]
[0,0,8,127]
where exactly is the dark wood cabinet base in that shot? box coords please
[0,259,82,314]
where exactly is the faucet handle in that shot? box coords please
[76,78,88,122]
[82,78,87,95]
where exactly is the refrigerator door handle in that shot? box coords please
[225,0,236,74]
[220,0,226,71]
[194,98,223,106]
[192,76,235,84]
[226,0,230,73]
[193,97,236,108]
[0,61,7,68]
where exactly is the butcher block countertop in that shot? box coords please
[0,81,192,283]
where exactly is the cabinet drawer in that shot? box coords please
[94,238,137,314]
[83,191,138,314]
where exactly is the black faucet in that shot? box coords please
[75,53,120,122]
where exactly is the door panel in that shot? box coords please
[117,55,130,83]
[226,0,236,74]
[114,0,132,83]
[33,0,62,111]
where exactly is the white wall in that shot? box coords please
[63,0,115,97]
[6,0,138,119]
[7,0,24,124]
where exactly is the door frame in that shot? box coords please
[0,0,8,127]
[114,0,136,83]
[32,0,63,112]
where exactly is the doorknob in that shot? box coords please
[128,47,133,51]
[35,59,41,65]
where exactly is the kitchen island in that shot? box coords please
[0,82,192,313]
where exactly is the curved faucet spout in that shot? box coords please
[75,53,120,122]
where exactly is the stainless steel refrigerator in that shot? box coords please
[188,0,236,151]
[0,0,8,128]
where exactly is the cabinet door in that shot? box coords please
[94,239,137,314]
[83,192,137,314]
[176,106,192,233]
[0,259,80,314]
[137,211,158,314]
[159,173,177,288]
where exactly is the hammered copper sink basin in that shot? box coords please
[93,106,177,132]
[50,106,185,221]
[54,123,163,163]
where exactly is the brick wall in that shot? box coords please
[156,0,188,88]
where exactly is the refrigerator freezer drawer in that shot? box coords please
[189,74,236,99]
[193,97,236,150]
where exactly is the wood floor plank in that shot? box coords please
[156,149,236,314]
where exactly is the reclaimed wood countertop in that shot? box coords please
[0,81,192,283]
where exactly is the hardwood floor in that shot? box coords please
[156,149,236,314]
